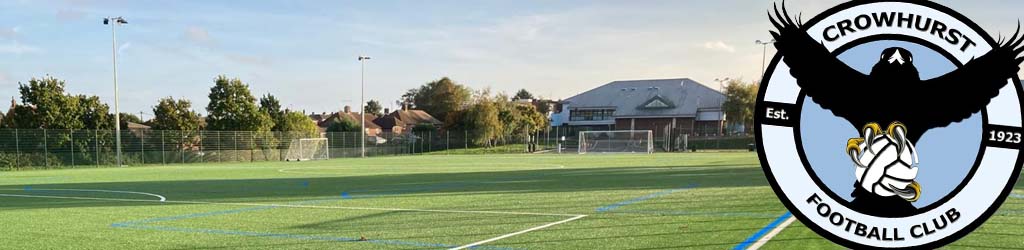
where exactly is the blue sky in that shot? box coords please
[0,0,1022,117]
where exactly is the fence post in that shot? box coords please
[95,130,99,166]
[14,128,19,168]
[160,130,166,164]
[140,130,145,165]
[43,129,48,167]
[180,130,185,163]
[464,130,468,150]
[71,130,75,167]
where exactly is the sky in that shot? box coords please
[0,0,1022,118]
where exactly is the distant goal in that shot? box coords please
[579,130,654,154]
[284,138,329,161]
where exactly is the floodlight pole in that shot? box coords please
[714,77,730,136]
[105,16,127,167]
[358,56,371,158]
[756,39,776,78]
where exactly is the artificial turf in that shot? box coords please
[0,152,1020,249]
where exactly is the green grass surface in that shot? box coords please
[0,152,1020,249]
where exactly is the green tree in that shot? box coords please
[151,97,202,131]
[326,117,360,132]
[407,77,471,127]
[364,99,383,116]
[4,76,114,130]
[119,112,142,123]
[205,75,273,132]
[8,77,82,129]
[722,79,759,134]
[79,96,114,129]
[513,89,534,101]
[277,111,320,137]
[462,91,501,146]
[258,94,288,131]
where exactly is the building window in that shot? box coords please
[570,109,615,121]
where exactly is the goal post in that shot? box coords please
[284,138,329,161]
[579,130,654,154]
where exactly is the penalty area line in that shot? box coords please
[449,214,587,250]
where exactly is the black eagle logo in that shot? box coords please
[769,3,1024,143]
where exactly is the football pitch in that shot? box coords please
[1,152,1022,249]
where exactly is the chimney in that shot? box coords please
[384,108,390,114]
[402,102,409,111]
[343,105,351,113]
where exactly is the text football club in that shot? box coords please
[755,1,1024,249]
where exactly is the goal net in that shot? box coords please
[579,130,653,154]
[284,138,329,161]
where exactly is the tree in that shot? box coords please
[205,75,273,132]
[464,100,501,146]
[151,97,202,131]
[118,112,142,124]
[79,96,114,130]
[277,111,319,137]
[364,100,383,116]
[326,117,360,132]
[258,94,287,131]
[513,89,534,101]
[407,77,471,127]
[3,76,113,130]
[722,79,760,134]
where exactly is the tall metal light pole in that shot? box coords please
[105,16,127,167]
[714,77,730,136]
[358,56,371,158]
[756,39,776,77]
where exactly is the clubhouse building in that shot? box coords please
[550,78,726,136]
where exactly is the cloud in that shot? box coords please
[183,26,215,47]
[0,42,42,54]
[56,9,86,22]
[118,42,132,55]
[702,41,736,53]
[0,27,19,40]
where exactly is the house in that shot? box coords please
[315,106,382,136]
[551,78,726,136]
[374,108,443,134]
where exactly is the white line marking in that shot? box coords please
[450,214,587,250]
[0,193,578,217]
[747,216,796,250]
[0,188,167,201]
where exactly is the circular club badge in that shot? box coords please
[755,1,1024,249]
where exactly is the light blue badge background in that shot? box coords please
[799,40,982,207]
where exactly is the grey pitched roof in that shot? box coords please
[563,78,724,118]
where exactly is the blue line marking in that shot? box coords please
[118,206,277,225]
[595,184,698,212]
[606,209,780,218]
[732,212,793,250]
[1012,193,1023,199]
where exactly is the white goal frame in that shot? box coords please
[284,138,329,161]
[578,130,654,154]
